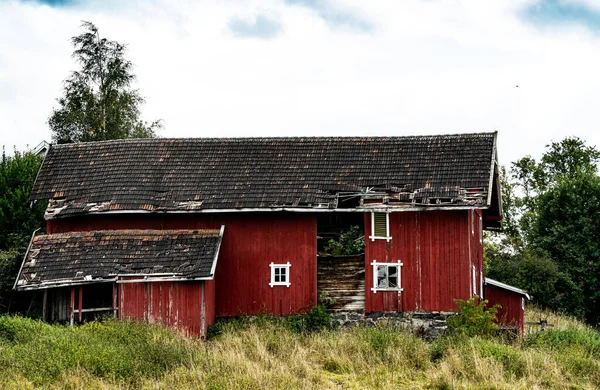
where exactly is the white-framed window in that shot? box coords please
[472,265,477,296]
[480,270,484,299]
[370,212,391,242]
[370,260,403,293]
[269,262,291,287]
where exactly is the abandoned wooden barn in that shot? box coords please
[14,132,527,336]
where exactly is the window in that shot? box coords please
[480,270,484,299]
[269,262,291,287]
[370,260,403,293]
[370,212,391,241]
[472,265,477,296]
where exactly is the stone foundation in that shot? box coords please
[331,311,455,340]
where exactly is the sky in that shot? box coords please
[1,0,600,166]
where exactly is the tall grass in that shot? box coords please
[1,311,599,389]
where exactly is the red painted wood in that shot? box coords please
[485,284,525,334]
[365,210,477,313]
[119,280,207,337]
[204,279,216,332]
[49,212,318,317]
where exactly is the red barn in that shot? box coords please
[14,132,526,336]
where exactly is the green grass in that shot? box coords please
[0,311,599,389]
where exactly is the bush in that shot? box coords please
[447,296,500,337]
[324,225,365,256]
[283,304,335,333]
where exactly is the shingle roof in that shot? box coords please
[15,229,223,290]
[31,133,497,218]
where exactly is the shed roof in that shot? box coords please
[14,228,223,290]
[485,278,530,300]
[31,133,499,218]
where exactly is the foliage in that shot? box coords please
[446,296,499,337]
[0,150,46,312]
[1,310,599,389]
[324,225,365,256]
[525,329,600,359]
[0,316,194,386]
[486,136,600,325]
[208,304,335,338]
[48,21,161,143]
[283,304,335,333]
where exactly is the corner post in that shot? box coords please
[78,287,83,323]
[69,287,75,327]
[42,289,48,322]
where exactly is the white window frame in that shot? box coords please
[480,270,484,299]
[370,260,403,293]
[369,211,391,242]
[269,262,291,288]
[472,265,477,296]
[479,214,483,244]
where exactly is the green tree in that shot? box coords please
[48,21,161,143]
[532,172,600,324]
[0,149,46,311]
[487,137,600,325]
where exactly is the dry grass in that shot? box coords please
[1,311,599,389]
[525,305,590,332]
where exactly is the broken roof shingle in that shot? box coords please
[15,229,222,290]
[31,133,497,217]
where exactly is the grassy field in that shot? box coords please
[0,307,599,389]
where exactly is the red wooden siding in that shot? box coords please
[119,280,211,337]
[485,284,525,334]
[49,212,317,317]
[204,279,216,330]
[365,210,482,313]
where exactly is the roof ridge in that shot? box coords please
[50,132,497,148]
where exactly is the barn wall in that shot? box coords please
[204,279,216,330]
[119,280,209,337]
[485,284,525,334]
[365,210,480,313]
[49,212,318,317]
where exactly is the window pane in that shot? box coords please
[275,273,280,282]
[388,266,397,278]
[281,272,286,283]
[388,276,398,288]
[377,265,387,287]
[275,268,280,276]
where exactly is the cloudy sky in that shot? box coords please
[1,0,600,165]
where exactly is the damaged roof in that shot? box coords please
[31,133,498,218]
[15,229,223,290]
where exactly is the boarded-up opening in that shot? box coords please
[373,212,387,237]
[317,254,365,311]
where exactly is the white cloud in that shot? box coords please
[1,0,600,167]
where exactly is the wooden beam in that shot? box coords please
[112,282,118,319]
[42,289,48,322]
[69,287,75,327]
[78,287,83,323]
